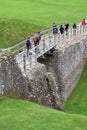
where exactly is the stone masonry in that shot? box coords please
[39,35,87,101]
[0,53,60,109]
[0,34,87,109]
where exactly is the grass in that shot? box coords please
[65,59,87,116]
[0,60,87,130]
[0,0,87,129]
[0,18,45,48]
[0,0,87,25]
[0,98,87,130]
[0,0,87,48]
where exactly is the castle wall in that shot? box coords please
[0,35,87,109]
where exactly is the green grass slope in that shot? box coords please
[0,0,87,48]
[0,98,87,130]
[0,1,87,129]
[65,59,87,116]
[0,18,45,48]
[0,0,87,26]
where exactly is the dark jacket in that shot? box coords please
[59,25,64,34]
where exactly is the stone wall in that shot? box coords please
[0,36,87,108]
[39,38,87,101]
[0,54,28,98]
[0,54,60,108]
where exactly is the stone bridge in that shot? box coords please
[0,23,87,109]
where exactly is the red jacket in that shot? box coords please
[82,19,86,25]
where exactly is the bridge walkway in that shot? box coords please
[0,24,87,72]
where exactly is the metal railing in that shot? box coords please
[0,23,87,71]
[0,27,53,56]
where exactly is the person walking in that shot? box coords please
[52,22,58,34]
[64,22,69,35]
[26,37,31,57]
[34,32,38,47]
[37,31,41,45]
[82,18,86,26]
[81,19,86,31]
[59,24,64,34]
[72,23,77,29]
[72,23,77,35]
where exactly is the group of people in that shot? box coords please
[26,31,41,56]
[26,19,87,56]
[53,22,74,35]
[52,19,87,35]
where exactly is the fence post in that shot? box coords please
[76,26,78,35]
[58,33,61,43]
[77,25,80,35]
[61,33,64,43]
[7,46,10,52]
[73,28,76,36]
[23,54,26,71]
[79,24,81,34]
[68,29,71,40]
[64,31,66,41]
[24,43,26,54]
[54,34,56,46]
[49,35,51,48]
[78,25,80,35]
[70,28,73,38]
[85,24,87,32]
[16,44,19,55]
[35,50,37,64]
[43,38,45,52]
[29,52,32,67]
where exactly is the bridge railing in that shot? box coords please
[17,23,87,71]
[16,33,57,70]
[57,24,87,44]
[0,23,86,56]
[0,23,87,71]
[0,28,52,56]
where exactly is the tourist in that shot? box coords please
[81,19,86,31]
[72,23,77,29]
[82,18,86,26]
[59,24,64,34]
[64,22,69,35]
[72,23,77,35]
[37,31,41,44]
[52,22,58,34]
[34,32,38,47]
[26,37,31,57]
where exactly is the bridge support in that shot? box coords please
[23,54,26,71]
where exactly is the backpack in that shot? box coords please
[34,37,37,43]
[53,27,58,33]
[38,35,41,41]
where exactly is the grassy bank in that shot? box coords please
[0,98,87,130]
[65,59,87,116]
[0,59,87,130]
[0,1,87,129]
[0,18,45,48]
[0,0,87,26]
[0,0,87,48]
